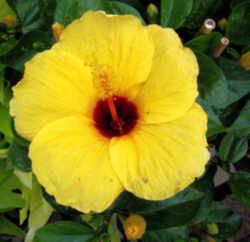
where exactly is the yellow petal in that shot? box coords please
[10,45,97,141]
[29,116,123,213]
[134,25,199,124]
[59,11,154,97]
[110,104,210,200]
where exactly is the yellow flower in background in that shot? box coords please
[10,11,210,213]
[123,214,146,240]
[239,51,250,71]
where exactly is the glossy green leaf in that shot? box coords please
[25,175,54,242]
[185,32,223,55]
[226,1,250,45]
[205,202,242,239]
[160,0,193,29]
[7,139,31,172]
[7,0,45,33]
[218,133,248,163]
[114,187,204,230]
[0,103,13,142]
[107,1,145,24]
[197,98,225,137]
[142,226,188,242]
[183,0,217,29]
[196,52,228,109]
[0,30,52,71]
[54,0,80,25]
[216,57,250,107]
[229,100,250,137]
[0,170,25,210]
[0,215,25,238]
[230,171,250,209]
[34,221,95,242]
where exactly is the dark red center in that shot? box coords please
[93,95,139,138]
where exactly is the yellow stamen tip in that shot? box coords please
[52,22,64,42]
[123,214,146,240]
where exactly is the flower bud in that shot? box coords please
[147,3,159,24]
[239,51,250,70]
[206,223,219,235]
[52,22,64,42]
[189,237,199,242]
[218,18,227,31]
[4,15,15,27]
[123,214,146,240]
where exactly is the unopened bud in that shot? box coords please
[4,15,15,27]
[218,18,227,31]
[52,22,64,42]
[123,214,146,240]
[147,3,159,24]
[239,51,250,71]
[189,237,199,242]
[206,223,219,235]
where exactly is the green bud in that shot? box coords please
[32,41,45,50]
[206,223,219,235]
[218,18,227,31]
[147,3,159,24]
[189,237,199,242]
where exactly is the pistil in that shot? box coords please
[107,96,122,131]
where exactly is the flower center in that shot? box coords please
[93,95,139,138]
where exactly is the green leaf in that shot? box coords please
[7,0,45,33]
[25,175,54,242]
[54,0,80,26]
[34,221,95,242]
[114,187,204,230]
[0,103,13,142]
[228,100,250,137]
[197,98,225,137]
[0,0,16,21]
[0,170,25,210]
[107,1,145,24]
[0,78,12,108]
[108,214,120,242]
[0,30,52,71]
[7,139,31,172]
[0,215,25,238]
[0,38,18,56]
[192,165,216,223]
[230,171,250,209]
[183,0,217,29]
[185,32,223,55]
[196,52,228,109]
[226,1,250,45]
[216,57,250,107]
[218,133,248,163]
[161,0,193,29]
[230,0,249,9]
[204,202,242,239]
[78,0,108,13]
[142,226,188,242]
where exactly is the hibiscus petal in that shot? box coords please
[135,25,199,124]
[29,116,123,213]
[10,46,97,141]
[110,104,210,200]
[59,11,154,96]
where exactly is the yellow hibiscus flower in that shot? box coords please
[10,11,210,213]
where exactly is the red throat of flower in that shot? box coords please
[93,95,139,138]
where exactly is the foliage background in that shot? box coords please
[0,0,250,241]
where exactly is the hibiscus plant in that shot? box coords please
[0,0,250,242]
